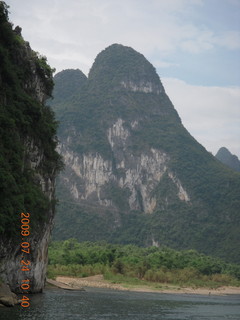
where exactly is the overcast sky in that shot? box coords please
[6,0,240,158]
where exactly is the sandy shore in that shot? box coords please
[47,275,240,296]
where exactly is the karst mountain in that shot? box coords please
[50,44,240,263]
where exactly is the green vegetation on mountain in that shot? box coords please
[51,44,240,264]
[48,240,240,288]
[0,2,62,237]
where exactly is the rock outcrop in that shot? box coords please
[0,284,21,307]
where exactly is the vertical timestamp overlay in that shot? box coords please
[20,212,31,308]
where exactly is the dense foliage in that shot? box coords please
[51,45,240,263]
[48,240,240,287]
[0,2,62,237]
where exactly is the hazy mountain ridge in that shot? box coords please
[216,147,240,172]
[51,44,240,263]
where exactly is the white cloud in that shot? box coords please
[7,0,240,74]
[153,60,179,68]
[162,77,240,157]
[214,31,240,50]
[180,27,215,53]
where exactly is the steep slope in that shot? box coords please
[51,44,240,263]
[0,3,62,292]
[216,147,240,172]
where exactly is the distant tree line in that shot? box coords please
[48,239,240,287]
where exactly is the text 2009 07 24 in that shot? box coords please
[20,212,31,308]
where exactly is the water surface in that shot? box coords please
[1,287,240,320]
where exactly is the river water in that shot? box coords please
[1,287,240,320]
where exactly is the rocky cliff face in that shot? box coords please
[0,3,61,293]
[51,44,240,263]
[59,117,190,215]
[0,136,56,293]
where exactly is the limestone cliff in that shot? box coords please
[0,135,56,293]
[58,119,189,214]
[51,44,240,263]
[0,3,61,292]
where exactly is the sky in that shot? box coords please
[6,0,240,158]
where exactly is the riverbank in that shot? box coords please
[47,274,240,296]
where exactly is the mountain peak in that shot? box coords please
[216,147,240,172]
[52,69,87,104]
[216,147,231,157]
[88,43,164,95]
